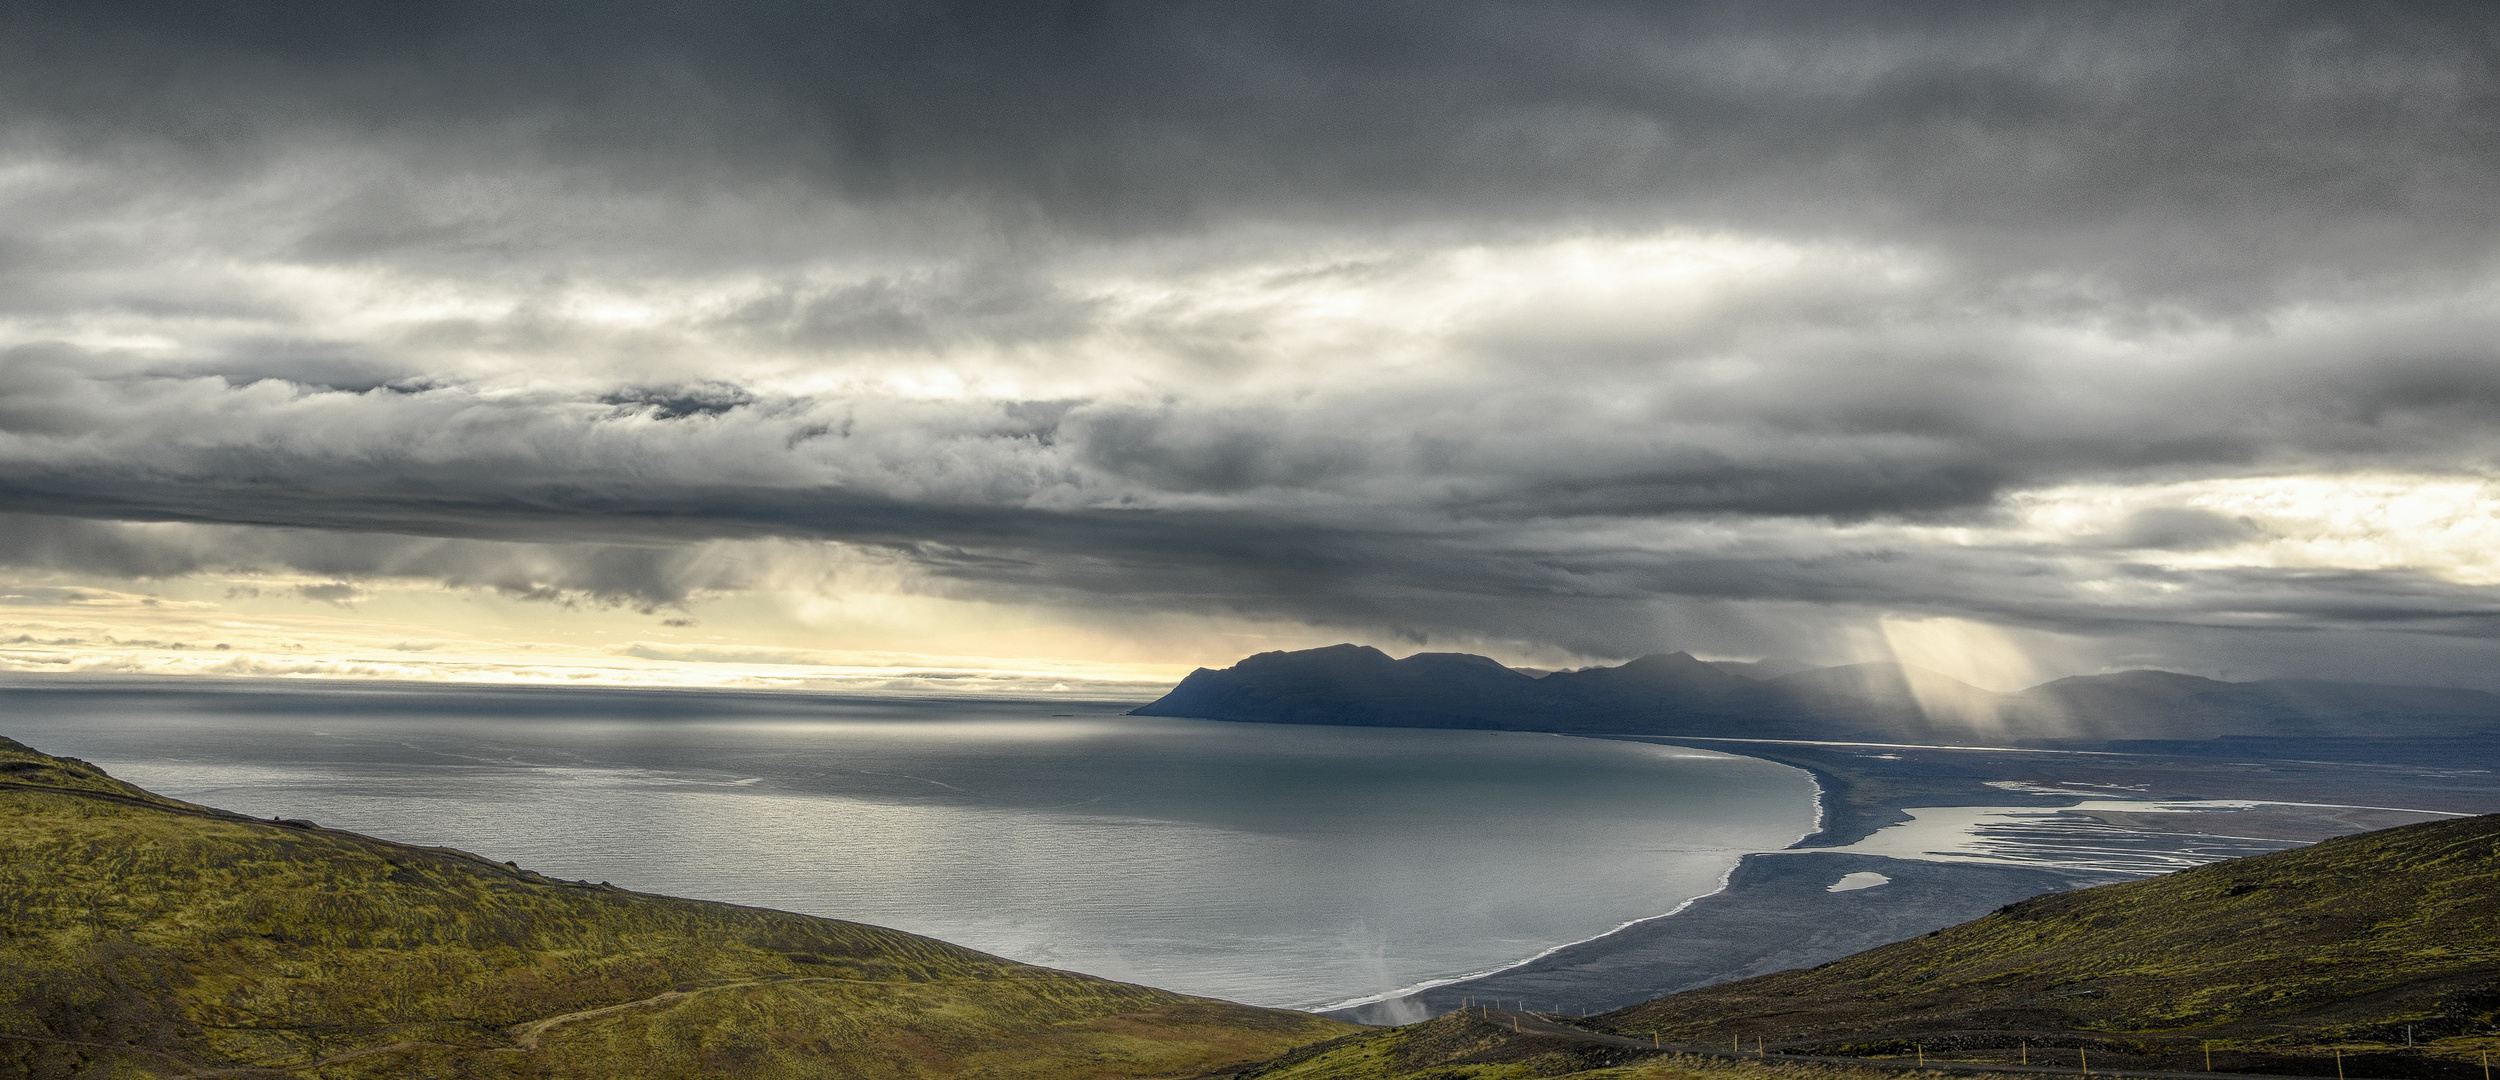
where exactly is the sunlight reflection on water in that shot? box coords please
[6,688,1817,1008]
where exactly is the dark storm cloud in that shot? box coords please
[2,324,2498,629]
[714,268,1105,353]
[0,512,807,611]
[4,320,2492,529]
[6,385,2498,680]
[5,2,2495,279]
[2,1,2498,681]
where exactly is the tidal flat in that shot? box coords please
[1330,737,2497,1023]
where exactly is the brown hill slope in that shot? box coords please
[0,737,1354,1079]
[1598,813,2500,1074]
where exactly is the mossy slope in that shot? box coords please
[1207,1008,1918,1080]
[0,737,1354,1078]
[1601,813,2500,1067]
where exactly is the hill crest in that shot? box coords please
[1133,644,2500,749]
[1595,812,2500,1074]
[0,737,1354,1079]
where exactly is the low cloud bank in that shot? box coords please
[1,2,2495,686]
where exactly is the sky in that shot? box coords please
[2,1,2497,695]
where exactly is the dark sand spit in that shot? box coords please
[1329,737,2494,1024]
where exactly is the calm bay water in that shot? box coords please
[1,681,1819,1009]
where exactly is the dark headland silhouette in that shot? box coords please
[1132,644,2500,757]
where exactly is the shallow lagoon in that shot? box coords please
[1,682,1819,1009]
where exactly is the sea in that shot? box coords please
[0,680,1821,1010]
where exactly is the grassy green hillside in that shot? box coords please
[1215,815,2500,1080]
[1204,1008,1945,1080]
[0,736,1355,1079]
[1600,813,2500,1074]
[1215,1007,1664,1079]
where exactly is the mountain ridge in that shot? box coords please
[1133,645,2500,750]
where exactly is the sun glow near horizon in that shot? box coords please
[6,468,2496,696]
[4,2,2499,694]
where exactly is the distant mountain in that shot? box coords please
[1133,643,1555,729]
[0,737,1353,1079]
[1764,661,2009,735]
[2006,671,2500,743]
[1541,651,1761,709]
[1704,656,1816,680]
[1133,644,2500,751]
[1598,812,2500,1073]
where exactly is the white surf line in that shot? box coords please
[2064,796,2471,817]
[1321,733,2472,1012]
[1580,733,2472,859]
[1790,797,2469,874]
[1591,733,2145,757]
[1807,762,1827,839]
[1317,736,2457,1014]
[1305,855,1755,1014]
[1610,734,2492,775]
[1950,793,2468,823]
[1552,732,1833,842]
[1967,784,2474,820]
[1309,742,1830,1014]
[1591,735,2474,821]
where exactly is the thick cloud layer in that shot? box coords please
[11,3,2496,286]
[1,1,2496,686]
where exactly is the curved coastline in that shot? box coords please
[1311,740,1827,1015]
[1315,735,2119,1024]
[1319,852,2102,1024]
[1315,733,2485,1024]
[1307,857,1751,1014]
